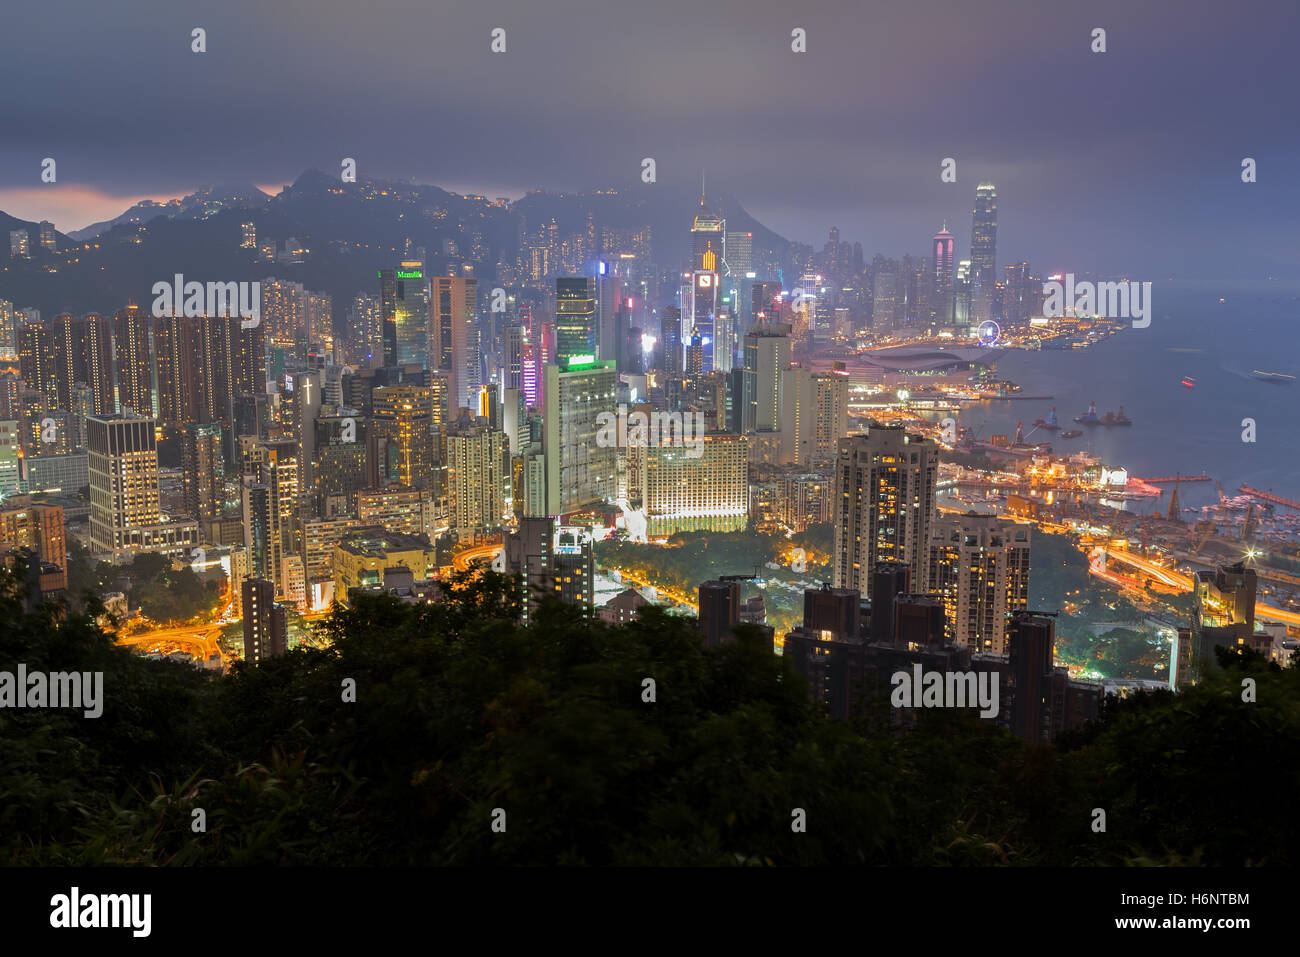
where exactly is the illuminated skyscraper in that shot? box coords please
[181,422,224,524]
[371,384,434,490]
[432,275,479,412]
[691,189,725,273]
[442,419,509,533]
[555,277,596,366]
[113,305,153,416]
[932,223,955,325]
[380,262,430,368]
[833,425,939,598]
[82,313,116,416]
[970,184,997,324]
[543,356,617,517]
[87,414,161,553]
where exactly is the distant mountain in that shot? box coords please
[0,170,793,319]
[66,184,271,240]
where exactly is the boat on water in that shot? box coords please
[1074,401,1100,425]
[1110,405,1132,426]
[1252,370,1295,383]
[1032,407,1060,430]
[1059,429,1083,439]
[1181,376,1196,388]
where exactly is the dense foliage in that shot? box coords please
[66,543,223,624]
[2,563,1296,866]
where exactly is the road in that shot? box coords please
[114,622,225,663]
[453,544,504,573]
[1104,549,1300,626]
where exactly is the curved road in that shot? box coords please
[1104,549,1300,626]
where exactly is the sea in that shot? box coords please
[953,279,1300,516]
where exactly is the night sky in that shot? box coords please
[2,0,1297,276]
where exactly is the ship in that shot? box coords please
[1059,429,1083,439]
[1181,375,1196,388]
[1032,407,1060,430]
[1074,401,1100,425]
[1252,370,1295,383]
[1112,405,1132,426]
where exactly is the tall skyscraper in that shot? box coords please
[832,425,939,598]
[932,223,955,325]
[441,419,509,534]
[113,305,153,416]
[928,511,1031,654]
[432,275,479,412]
[543,356,617,517]
[371,384,434,490]
[242,577,287,664]
[181,422,224,525]
[82,313,116,416]
[555,277,596,367]
[969,184,997,325]
[380,262,431,368]
[87,414,161,554]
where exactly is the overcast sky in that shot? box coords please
[2,0,1297,277]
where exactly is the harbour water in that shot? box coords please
[957,280,1300,515]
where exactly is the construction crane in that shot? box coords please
[1193,521,1215,553]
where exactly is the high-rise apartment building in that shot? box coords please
[441,419,509,534]
[832,425,939,598]
[928,511,1031,654]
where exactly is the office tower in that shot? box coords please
[1190,561,1259,677]
[928,512,1031,654]
[969,183,997,324]
[17,323,58,409]
[751,282,782,324]
[660,306,682,376]
[113,305,153,416]
[869,562,911,642]
[380,262,430,368]
[954,260,973,325]
[371,384,434,490]
[242,577,287,664]
[87,413,161,553]
[313,414,368,516]
[543,357,617,517]
[691,190,725,273]
[551,526,594,612]
[1002,262,1031,327]
[1006,612,1055,743]
[690,271,718,372]
[432,275,479,411]
[870,258,901,328]
[728,363,756,434]
[555,277,596,366]
[181,422,224,524]
[82,313,116,416]
[641,433,748,537]
[0,501,66,575]
[38,221,57,253]
[9,230,30,259]
[833,425,939,598]
[503,323,525,391]
[698,579,740,648]
[932,223,955,325]
[441,419,509,534]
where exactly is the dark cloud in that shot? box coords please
[1,0,1296,275]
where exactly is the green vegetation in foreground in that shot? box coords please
[66,540,223,625]
[1,560,1297,866]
